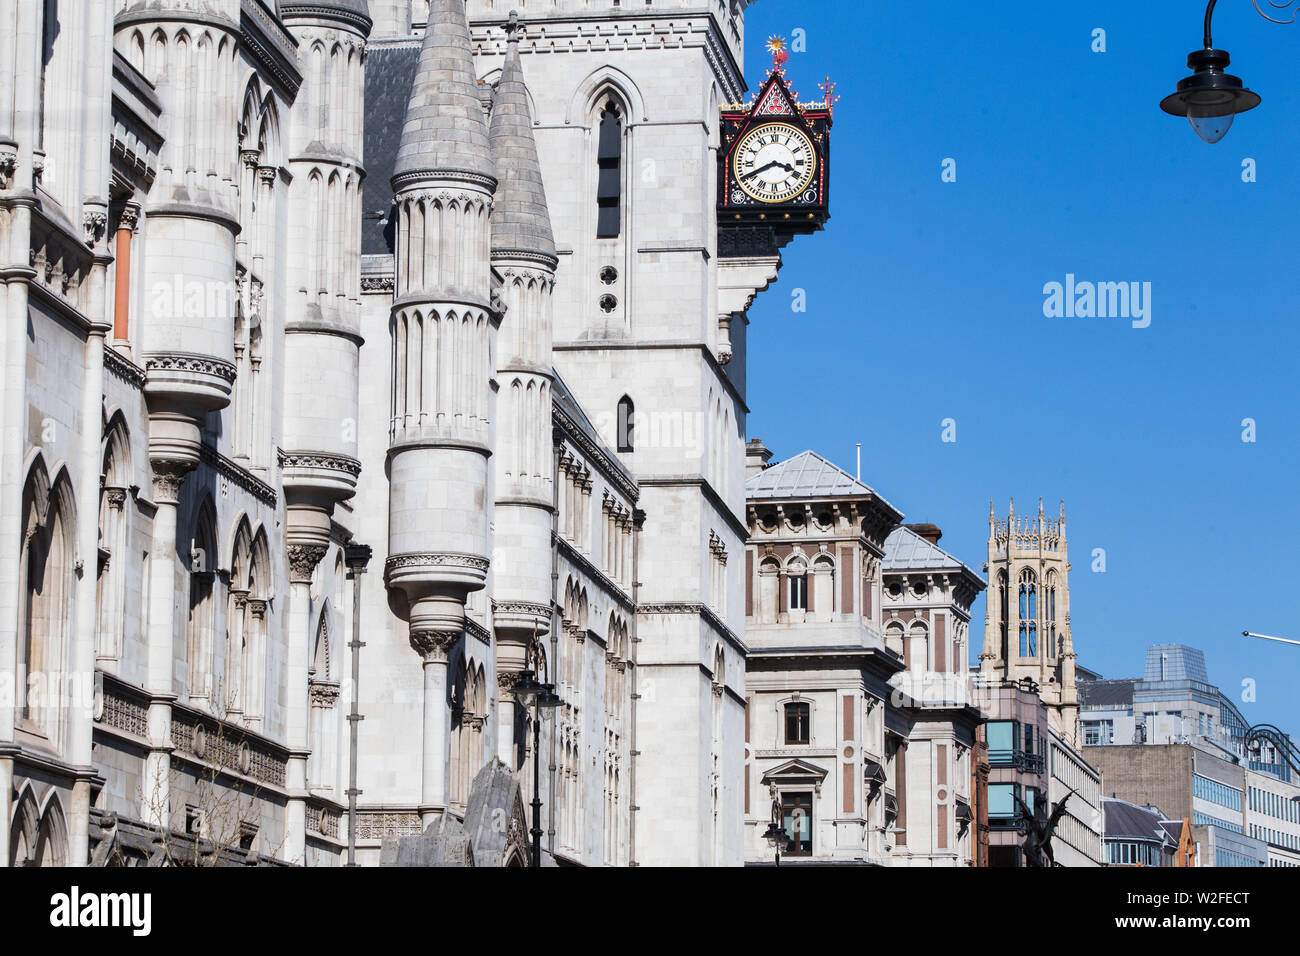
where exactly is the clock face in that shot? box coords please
[732,122,817,204]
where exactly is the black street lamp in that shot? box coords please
[1161,0,1273,143]
[762,798,785,866]
[513,652,560,869]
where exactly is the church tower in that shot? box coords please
[981,499,1080,747]
[385,0,498,828]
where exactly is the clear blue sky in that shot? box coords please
[743,1,1300,731]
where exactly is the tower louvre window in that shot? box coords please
[1018,569,1037,658]
[596,101,623,239]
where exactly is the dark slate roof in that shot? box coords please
[488,23,555,261]
[363,42,420,255]
[1103,798,1177,844]
[1079,678,1136,710]
[392,0,494,185]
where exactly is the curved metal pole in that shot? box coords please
[1205,0,1219,47]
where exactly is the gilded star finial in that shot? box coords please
[766,35,790,74]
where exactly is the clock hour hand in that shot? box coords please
[743,159,792,180]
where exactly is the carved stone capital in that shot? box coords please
[246,599,268,620]
[309,681,340,708]
[410,628,460,662]
[149,459,195,504]
[117,203,141,233]
[104,486,127,510]
[287,543,329,583]
[497,670,527,691]
[83,209,109,247]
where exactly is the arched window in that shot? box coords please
[98,417,132,663]
[787,556,808,613]
[812,555,835,623]
[18,462,75,744]
[1018,569,1037,658]
[596,99,623,238]
[908,621,929,675]
[1046,571,1058,658]
[616,395,634,452]
[885,621,905,659]
[187,501,218,706]
[758,557,780,624]
[998,570,1009,661]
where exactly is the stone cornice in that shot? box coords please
[280,2,374,36]
[103,346,147,389]
[638,601,747,656]
[468,12,745,104]
[199,444,277,507]
[239,0,304,98]
[552,403,638,504]
[554,534,634,612]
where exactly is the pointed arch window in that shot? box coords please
[187,503,219,706]
[998,570,1009,661]
[1046,571,1058,658]
[1018,569,1037,658]
[596,100,623,238]
[616,395,635,452]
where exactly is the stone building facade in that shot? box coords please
[741,445,985,866]
[1,0,771,866]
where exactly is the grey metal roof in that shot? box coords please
[883,526,964,573]
[746,451,898,513]
[1144,644,1209,683]
[488,23,555,261]
[1103,798,1177,844]
[392,0,495,186]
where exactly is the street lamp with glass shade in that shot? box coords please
[513,666,560,868]
[1160,0,1262,143]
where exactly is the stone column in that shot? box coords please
[496,670,523,767]
[283,542,327,863]
[411,628,460,827]
[142,459,193,829]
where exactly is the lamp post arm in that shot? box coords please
[1208,0,1300,47]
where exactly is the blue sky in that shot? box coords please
[743,1,1300,730]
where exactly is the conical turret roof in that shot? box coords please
[489,15,555,261]
[393,0,494,187]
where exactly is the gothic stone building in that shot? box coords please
[0,0,773,866]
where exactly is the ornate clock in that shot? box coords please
[718,47,833,244]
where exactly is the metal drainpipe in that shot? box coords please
[345,543,371,866]
[629,507,645,866]
[548,430,562,861]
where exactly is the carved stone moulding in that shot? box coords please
[492,599,552,640]
[279,449,362,501]
[143,351,238,414]
[384,551,490,593]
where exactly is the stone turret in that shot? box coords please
[384,0,498,825]
[278,0,372,863]
[488,12,559,760]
